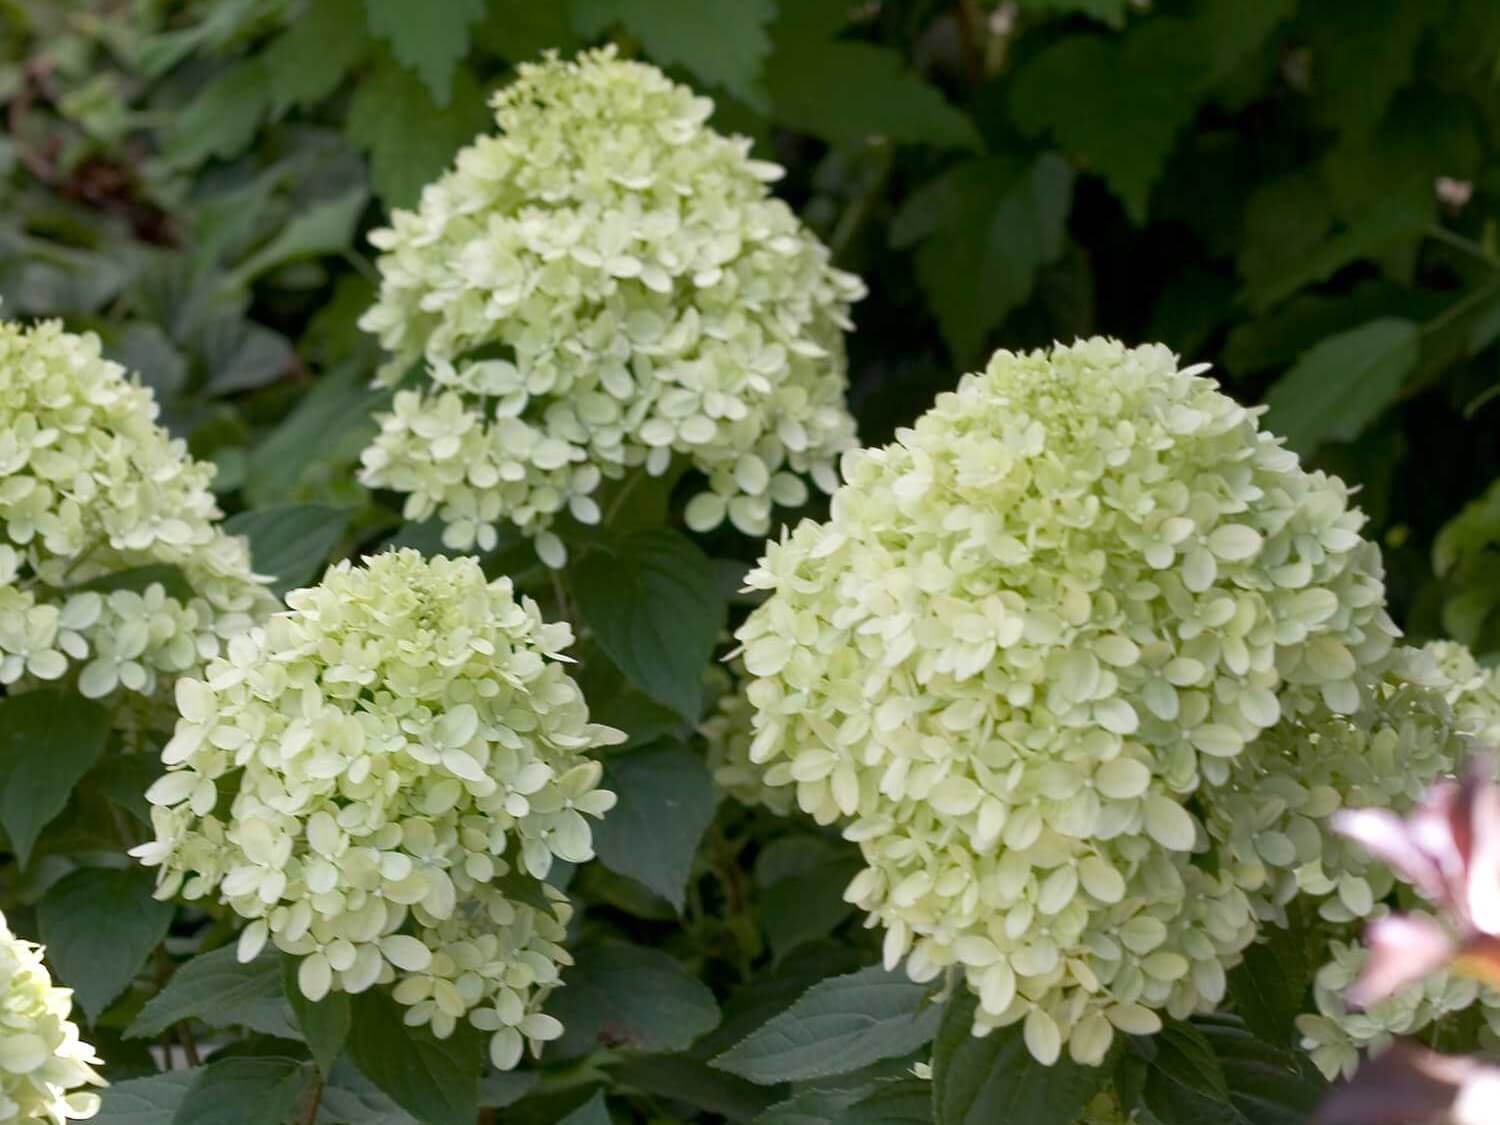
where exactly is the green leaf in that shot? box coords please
[166,59,270,168]
[1227,909,1318,1048]
[766,41,979,151]
[285,960,351,1072]
[225,504,351,596]
[346,990,481,1125]
[245,366,388,508]
[473,0,580,63]
[572,0,775,110]
[363,0,484,105]
[319,1062,423,1125]
[713,965,940,1086]
[1133,1020,1236,1123]
[229,187,368,289]
[613,1055,778,1122]
[892,154,1074,362]
[479,1070,539,1109]
[1011,0,1294,221]
[94,1070,197,1123]
[930,992,1109,1125]
[347,55,492,208]
[1244,200,1429,311]
[1261,317,1420,453]
[37,867,173,1022]
[548,941,721,1059]
[0,690,110,868]
[558,1090,613,1125]
[262,0,369,114]
[88,752,164,824]
[74,563,194,602]
[1301,0,1440,135]
[1017,0,1128,28]
[571,529,727,721]
[196,316,296,396]
[128,947,297,1040]
[175,1057,314,1125]
[761,854,861,963]
[1197,1015,1324,1125]
[592,743,715,912]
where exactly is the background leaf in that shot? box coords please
[225,504,351,596]
[128,947,297,1041]
[548,940,721,1059]
[362,0,484,105]
[0,691,110,868]
[346,990,481,1125]
[174,1057,314,1125]
[37,867,173,1022]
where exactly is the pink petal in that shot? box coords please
[1347,914,1457,1009]
[1333,808,1450,905]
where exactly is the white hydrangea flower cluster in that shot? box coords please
[133,550,623,1070]
[1199,648,1467,927]
[358,47,865,566]
[734,338,1394,1065]
[1290,638,1500,1080]
[700,663,795,816]
[0,910,104,1122]
[1427,639,1500,742]
[0,319,274,709]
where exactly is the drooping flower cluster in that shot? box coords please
[0,910,104,1122]
[734,338,1395,1065]
[133,550,623,1069]
[0,318,274,715]
[358,47,864,566]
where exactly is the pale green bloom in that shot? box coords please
[134,550,622,1068]
[359,47,864,565]
[699,661,795,816]
[735,338,1393,1064]
[1427,639,1500,742]
[0,318,274,718]
[0,910,104,1122]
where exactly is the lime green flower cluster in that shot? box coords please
[734,338,1395,1065]
[134,550,622,1070]
[0,910,103,1122]
[358,48,864,566]
[1291,639,1500,1079]
[0,319,274,712]
[700,662,795,816]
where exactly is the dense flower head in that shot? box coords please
[734,338,1394,1064]
[0,910,104,1122]
[133,549,622,1069]
[358,47,865,566]
[700,662,795,816]
[0,318,274,711]
[1427,639,1500,743]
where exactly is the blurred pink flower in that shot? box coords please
[1317,1041,1500,1125]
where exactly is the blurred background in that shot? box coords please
[3,0,1498,653]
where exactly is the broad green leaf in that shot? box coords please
[1227,908,1318,1048]
[37,867,173,1022]
[837,1079,933,1123]
[572,0,775,110]
[761,854,861,962]
[892,154,1074,362]
[87,752,164,824]
[262,0,369,114]
[94,1070,196,1124]
[346,990,481,1125]
[74,563,194,602]
[549,941,721,1059]
[1245,200,1429,311]
[196,316,296,395]
[558,1090,613,1125]
[479,1070,538,1108]
[225,504,351,596]
[613,1055,777,1123]
[285,960,351,1072]
[571,529,726,721]
[0,691,110,867]
[319,1062,422,1125]
[1132,1020,1236,1124]
[713,965,940,1086]
[930,992,1109,1125]
[766,41,979,151]
[165,59,269,168]
[347,55,491,208]
[1198,1015,1324,1125]
[1262,318,1420,453]
[473,0,580,63]
[175,1057,314,1125]
[245,366,388,508]
[363,0,484,105]
[229,187,368,289]
[592,743,715,912]
[127,947,297,1040]
[1301,0,1440,135]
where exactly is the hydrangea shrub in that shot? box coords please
[0,318,274,714]
[134,549,622,1070]
[0,910,103,1122]
[734,338,1397,1064]
[358,48,865,566]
